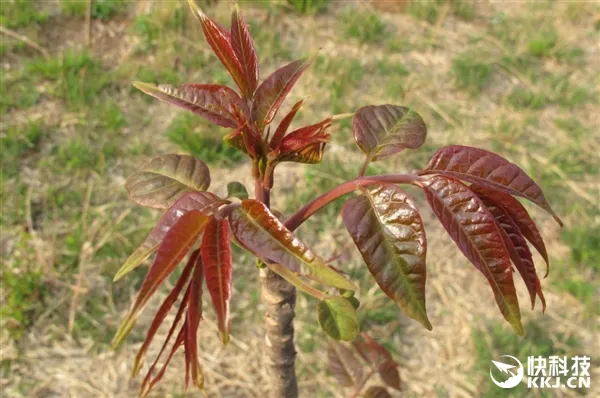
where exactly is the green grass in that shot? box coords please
[0,0,48,29]
[313,55,365,114]
[133,14,161,53]
[26,51,110,109]
[287,0,329,15]
[166,113,245,167]
[452,54,493,94]
[553,225,600,314]
[472,321,580,397]
[0,73,41,113]
[408,0,474,24]
[1,233,49,340]
[60,0,128,20]
[342,9,387,44]
[0,122,45,179]
[527,29,558,57]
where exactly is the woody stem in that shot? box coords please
[256,163,298,398]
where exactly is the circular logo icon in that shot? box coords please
[490,355,524,389]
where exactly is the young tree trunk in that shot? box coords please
[260,268,298,397]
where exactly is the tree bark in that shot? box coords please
[260,268,298,397]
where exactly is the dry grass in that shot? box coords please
[1,1,599,397]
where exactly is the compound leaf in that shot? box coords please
[419,175,523,335]
[114,191,221,281]
[132,250,197,376]
[318,297,359,341]
[231,6,259,98]
[132,82,248,128]
[353,105,427,161]
[126,154,211,210]
[185,255,204,389]
[229,200,355,290]
[470,184,549,275]
[188,1,248,96]
[477,192,546,311]
[342,185,431,330]
[269,99,305,150]
[277,118,332,164]
[253,56,314,129]
[419,145,562,226]
[112,210,209,348]
[201,217,233,344]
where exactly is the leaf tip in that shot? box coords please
[220,331,230,345]
[132,81,158,95]
[512,320,524,336]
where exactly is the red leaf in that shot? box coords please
[419,175,523,335]
[112,210,210,347]
[188,2,248,96]
[327,342,364,388]
[352,333,400,390]
[353,105,427,161]
[419,145,562,226]
[253,56,314,129]
[470,185,549,275]
[477,193,546,311]
[140,282,192,396]
[201,217,233,344]
[185,255,204,389]
[223,124,263,159]
[231,6,259,98]
[229,200,355,290]
[132,250,198,376]
[113,191,222,281]
[269,99,305,150]
[141,322,186,397]
[132,82,248,128]
[277,117,332,164]
[342,185,431,330]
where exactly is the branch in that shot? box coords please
[284,173,419,232]
[0,25,49,58]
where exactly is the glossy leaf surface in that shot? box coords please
[201,217,233,344]
[278,118,332,164]
[470,184,549,273]
[353,105,427,161]
[229,200,355,290]
[478,194,546,311]
[132,82,247,128]
[231,6,259,98]
[188,2,248,96]
[419,145,562,226]
[112,210,209,348]
[269,99,305,150]
[126,154,211,210]
[317,297,359,341]
[419,175,523,335]
[132,250,197,376]
[226,181,249,200]
[185,255,204,389]
[114,191,220,281]
[327,342,363,387]
[253,57,314,129]
[343,185,431,330]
